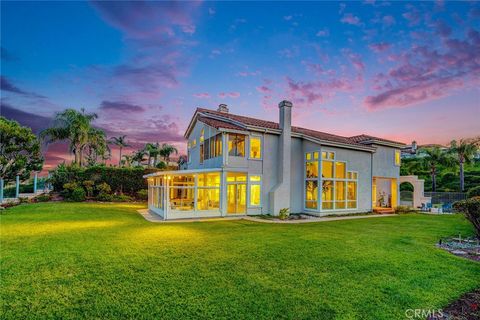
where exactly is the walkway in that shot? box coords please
[137,209,397,224]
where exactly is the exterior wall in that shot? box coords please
[186,121,223,170]
[372,145,400,179]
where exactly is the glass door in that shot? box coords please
[227,183,247,214]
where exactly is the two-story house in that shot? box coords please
[144,100,405,220]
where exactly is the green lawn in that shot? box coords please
[1,203,479,319]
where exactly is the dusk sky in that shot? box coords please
[1,1,479,171]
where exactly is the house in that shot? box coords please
[144,101,405,220]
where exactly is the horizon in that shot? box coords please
[1,1,479,172]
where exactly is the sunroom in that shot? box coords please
[144,169,262,220]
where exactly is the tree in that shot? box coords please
[132,150,146,166]
[0,117,44,183]
[84,128,110,166]
[109,135,130,166]
[449,138,479,192]
[159,143,178,162]
[419,147,455,192]
[122,154,133,167]
[40,108,98,166]
[144,143,160,167]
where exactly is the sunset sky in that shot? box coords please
[1,1,479,171]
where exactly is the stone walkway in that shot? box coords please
[137,209,397,224]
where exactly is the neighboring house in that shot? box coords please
[144,101,405,219]
[401,141,448,159]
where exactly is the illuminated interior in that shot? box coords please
[226,172,247,214]
[228,134,245,157]
[249,136,262,159]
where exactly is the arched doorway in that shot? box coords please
[399,176,431,209]
[400,182,414,207]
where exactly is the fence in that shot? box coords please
[400,191,413,207]
[423,192,467,205]
[0,173,51,203]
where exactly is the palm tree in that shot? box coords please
[122,154,133,167]
[40,108,98,166]
[132,150,146,167]
[109,135,130,166]
[449,138,479,192]
[419,147,455,192]
[84,128,109,166]
[144,143,160,167]
[159,143,178,163]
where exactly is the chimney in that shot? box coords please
[269,100,293,216]
[217,104,229,113]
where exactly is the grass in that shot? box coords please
[1,202,479,319]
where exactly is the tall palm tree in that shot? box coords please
[144,143,160,167]
[122,154,133,167]
[159,143,178,163]
[40,108,98,166]
[419,147,455,192]
[132,150,146,167]
[449,138,479,192]
[109,135,130,166]
[84,128,109,166]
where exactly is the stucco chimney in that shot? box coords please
[217,104,229,113]
[269,100,293,215]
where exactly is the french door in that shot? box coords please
[227,183,247,214]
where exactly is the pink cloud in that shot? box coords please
[340,13,362,26]
[316,28,330,37]
[193,93,211,99]
[256,85,272,94]
[218,92,240,98]
[382,15,396,26]
[369,42,391,53]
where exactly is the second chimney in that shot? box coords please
[217,104,229,113]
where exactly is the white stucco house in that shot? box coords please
[144,101,405,220]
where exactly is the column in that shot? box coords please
[33,172,38,194]
[0,178,4,203]
[15,175,20,198]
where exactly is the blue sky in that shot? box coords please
[1,1,479,169]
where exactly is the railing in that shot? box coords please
[423,192,467,205]
[0,174,52,203]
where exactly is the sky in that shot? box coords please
[1,0,479,172]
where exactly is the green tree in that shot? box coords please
[85,128,110,166]
[40,108,98,166]
[449,138,479,192]
[122,154,133,167]
[144,143,160,167]
[109,135,130,166]
[132,150,146,167]
[419,147,455,192]
[159,143,178,162]
[0,117,44,183]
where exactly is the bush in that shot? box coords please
[18,197,30,204]
[70,188,86,202]
[112,194,133,202]
[156,161,167,169]
[96,193,114,202]
[96,182,111,195]
[278,208,290,220]
[395,206,412,214]
[83,180,94,197]
[467,186,480,199]
[136,189,148,201]
[453,198,480,238]
[34,194,51,202]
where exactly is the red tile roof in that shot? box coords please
[349,134,405,146]
[192,108,404,148]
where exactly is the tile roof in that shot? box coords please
[349,134,405,146]
[193,108,404,148]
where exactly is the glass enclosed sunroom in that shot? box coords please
[145,169,262,220]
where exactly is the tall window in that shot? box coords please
[249,175,262,206]
[228,134,245,157]
[305,152,319,209]
[214,134,222,157]
[169,176,195,211]
[200,144,204,164]
[203,133,222,160]
[199,128,205,164]
[395,150,401,166]
[249,136,262,159]
[197,173,220,211]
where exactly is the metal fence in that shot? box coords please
[400,191,413,206]
[424,192,467,205]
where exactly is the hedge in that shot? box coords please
[49,164,160,196]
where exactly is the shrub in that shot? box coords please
[112,194,133,202]
[96,182,111,195]
[96,193,114,202]
[156,161,167,169]
[278,208,290,220]
[453,198,480,238]
[70,188,86,202]
[83,180,94,197]
[395,206,413,214]
[136,189,148,201]
[18,197,30,204]
[34,194,51,202]
[467,186,480,199]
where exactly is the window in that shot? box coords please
[305,180,318,209]
[200,129,204,143]
[215,134,222,157]
[169,175,195,211]
[306,162,318,178]
[335,181,346,209]
[322,151,334,160]
[395,150,401,166]
[249,136,262,159]
[322,180,334,209]
[305,152,319,210]
[192,139,197,148]
[228,134,245,157]
[204,139,210,160]
[200,144,204,164]
[335,162,346,179]
[322,161,333,178]
[347,181,357,208]
[203,134,223,160]
[249,175,262,206]
[197,173,220,211]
